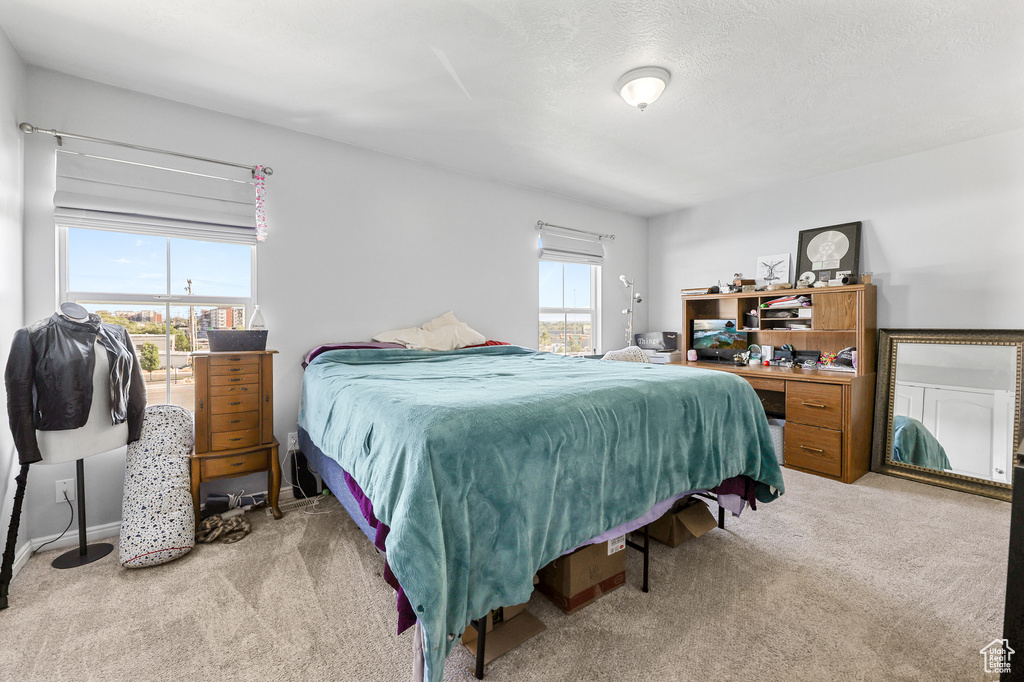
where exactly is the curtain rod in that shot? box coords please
[536,220,615,241]
[18,122,273,178]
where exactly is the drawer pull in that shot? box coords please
[230,378,241,382]
[229,419,241,424]
[800,445,825,453]
[230,357,242,362]
[228,401,241,406]
[229,367,242,372]
[229,437,243,442]
[231,460,245,466]
[198,399,204,410]
[801,402,826,408]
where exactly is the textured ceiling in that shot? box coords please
[2,0,1023,216]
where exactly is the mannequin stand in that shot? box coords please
[0,463,30,609]
[51,458,113,569]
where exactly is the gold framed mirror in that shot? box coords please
[871,329,1024,501]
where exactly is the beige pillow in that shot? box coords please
[373,312,486,351]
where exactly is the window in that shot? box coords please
[538,261,599,356]
[53,137,262,411]
[61,227,253,410]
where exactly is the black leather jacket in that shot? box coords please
[5,313,147,464]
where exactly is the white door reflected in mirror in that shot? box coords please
[891,343,1016,484]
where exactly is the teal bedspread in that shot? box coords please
[299,346,784,681]
[892,415,952,470]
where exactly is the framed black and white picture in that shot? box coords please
[755,253,791,287]
[795,221,861,286]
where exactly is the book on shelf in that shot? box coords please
[761,295,811,309]
[681,287,712,296]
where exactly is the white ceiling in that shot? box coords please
[2,0,1023,217]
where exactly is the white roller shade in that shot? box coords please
[54,138,258,244]
[538,228,605,265]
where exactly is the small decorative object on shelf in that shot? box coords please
[796,221,862,289]
[756,253,791,287]
[248,305,266,330]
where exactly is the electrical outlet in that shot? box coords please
[55,479,75,504]
[287,432,298,452]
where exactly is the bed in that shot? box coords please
[298,344,785,682]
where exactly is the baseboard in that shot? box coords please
[30,520,122,555]
[10,519,123,581]
[11,540,32,581]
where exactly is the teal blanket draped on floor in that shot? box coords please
[299,346,784,682]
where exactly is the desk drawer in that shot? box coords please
[210,393,260,414]
[211,410,259,433]
[211,428,261,451]
[786,382,843,428]
[201,450,268,478]
[209,354,260,368]
[745,376,785,393]
[785,422,842,477]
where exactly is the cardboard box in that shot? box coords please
[647,498,718,548]
[536,539,626,614]
[461,602,546,664]
[461,602,528,643]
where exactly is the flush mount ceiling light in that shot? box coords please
[616,66,671,111]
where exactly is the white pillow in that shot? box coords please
[372,326,420,345]
[602,346,652,363]
[373,312,486,351]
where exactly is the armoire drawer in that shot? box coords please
[210,410,259,433]
[209,393,260,414]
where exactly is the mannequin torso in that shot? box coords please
[34,340,130,464]
[33,305,131,464]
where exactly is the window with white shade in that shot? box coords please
[539,261,599,356]
[55,139,258,410]
[538,226,603,355]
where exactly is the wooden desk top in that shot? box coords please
[667,361,872,385]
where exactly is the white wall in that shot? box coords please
[648,129,1024,334]
[20,67,648,541]
[0,29,26,572]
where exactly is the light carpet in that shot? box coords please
[0,469,1009,681]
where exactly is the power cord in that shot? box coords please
[282,448,332,516]
[35,491,74,553]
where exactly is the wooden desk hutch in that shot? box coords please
[675,284,876,483]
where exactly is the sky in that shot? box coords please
[68,228,250,298]
[539,260,591,309]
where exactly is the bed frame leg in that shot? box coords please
[718,504,726,530]
[642,523,650,593]
[473,617,486,680]
[626,525,651,593]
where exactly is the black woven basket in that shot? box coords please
[206,330,268,352]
